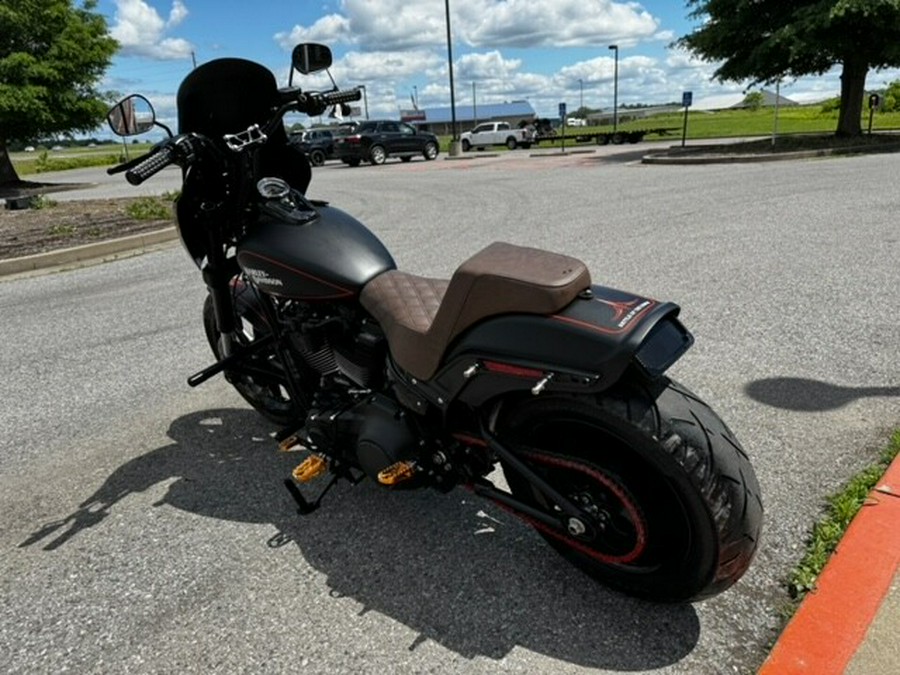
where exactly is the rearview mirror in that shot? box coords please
[292,43,332,75]
[107,95,156,136]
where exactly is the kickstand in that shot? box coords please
[283,474,339,515]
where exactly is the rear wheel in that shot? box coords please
[202,294,302,427]
[496,378,762,602]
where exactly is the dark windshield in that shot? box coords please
[177,58,278,137]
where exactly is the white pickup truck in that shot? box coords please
[460,122,535,151]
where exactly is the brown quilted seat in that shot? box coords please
[360,241,591,380]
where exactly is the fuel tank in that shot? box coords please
[236,200,396,300]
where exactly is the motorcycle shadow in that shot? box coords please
[745,376,900,412]
[21,407,700,669]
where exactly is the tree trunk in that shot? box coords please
[836,57,868,137]
[0,139,23,185]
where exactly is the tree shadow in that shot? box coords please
[19,407,700,669]
[745,377,900,412]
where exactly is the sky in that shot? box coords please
[95,0,900,131]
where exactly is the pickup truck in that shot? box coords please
[460,122,534,151]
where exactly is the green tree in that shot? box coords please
[0,0,117,187]
[678,0,900,137]
[742,91,765,110]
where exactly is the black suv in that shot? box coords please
[290,128,336,167]
[334,120,440,166]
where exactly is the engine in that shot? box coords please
[281,301,385,389]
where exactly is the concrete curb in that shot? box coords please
[0,226,179,278]
[759,451,900,674]
[642,142,900,165]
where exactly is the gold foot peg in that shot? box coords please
[279,434,307,453]
[377,461,417,486]
[292,455,328,483]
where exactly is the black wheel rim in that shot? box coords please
[507,414,693,575]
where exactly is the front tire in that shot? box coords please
[202,294,302,427]
[423,141,439,160]
[369,145,387,165]
[308,148,326,166]
[497,378,762,602]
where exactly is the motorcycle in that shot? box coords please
[106,43,762,602]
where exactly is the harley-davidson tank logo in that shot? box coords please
[244,267,284,287]
[595,298,653,329]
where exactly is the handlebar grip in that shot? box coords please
[321,88,363,106]
[125,146,175,185]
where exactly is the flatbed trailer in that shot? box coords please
[534,127,679,146]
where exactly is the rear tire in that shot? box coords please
[202,294,302,427]
[497,377,762,602]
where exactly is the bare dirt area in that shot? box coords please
[0,197,173,260]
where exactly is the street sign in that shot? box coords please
[682,91,693,108]
[559,102,567,120]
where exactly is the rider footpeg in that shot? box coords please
[293,455,328,483]
[377,461,417,486]
[278,433,308,453]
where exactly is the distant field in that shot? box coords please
[446,104,900,148]
[11,143,155,175]
[11,104,900,172]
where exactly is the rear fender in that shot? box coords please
[424,285,693,407]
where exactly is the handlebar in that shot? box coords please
[124,145,176,185]
[319,88,362,107]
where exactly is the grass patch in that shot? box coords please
[124,194,175,221]
[785,430,900,610]
[48,223,77,237]
[12,144,154,175]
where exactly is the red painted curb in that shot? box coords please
[759,453,900,675]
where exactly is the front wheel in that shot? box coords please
[369,144,387,165]
[496,378,762,602]
[423,141,439,160]
[308,148,326,166]
[202,293,302,427]
[505,137,518,150]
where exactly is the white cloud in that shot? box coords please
[458,0,658,48]
[110,0,194,60]
[276,0,660,52]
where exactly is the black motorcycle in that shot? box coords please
[106,43,762,602]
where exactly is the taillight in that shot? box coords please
[345,135,362,144]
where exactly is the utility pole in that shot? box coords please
[608,45,619,132]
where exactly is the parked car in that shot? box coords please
[333,120,440,166]
[460,121,534,151]
[290,128,336,166]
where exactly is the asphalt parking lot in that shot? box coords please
[1,146,898,673]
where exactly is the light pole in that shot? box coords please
[444,0,460,154]
[608,44,618,132]
[579,78,583,112]
[358,84,369,119]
